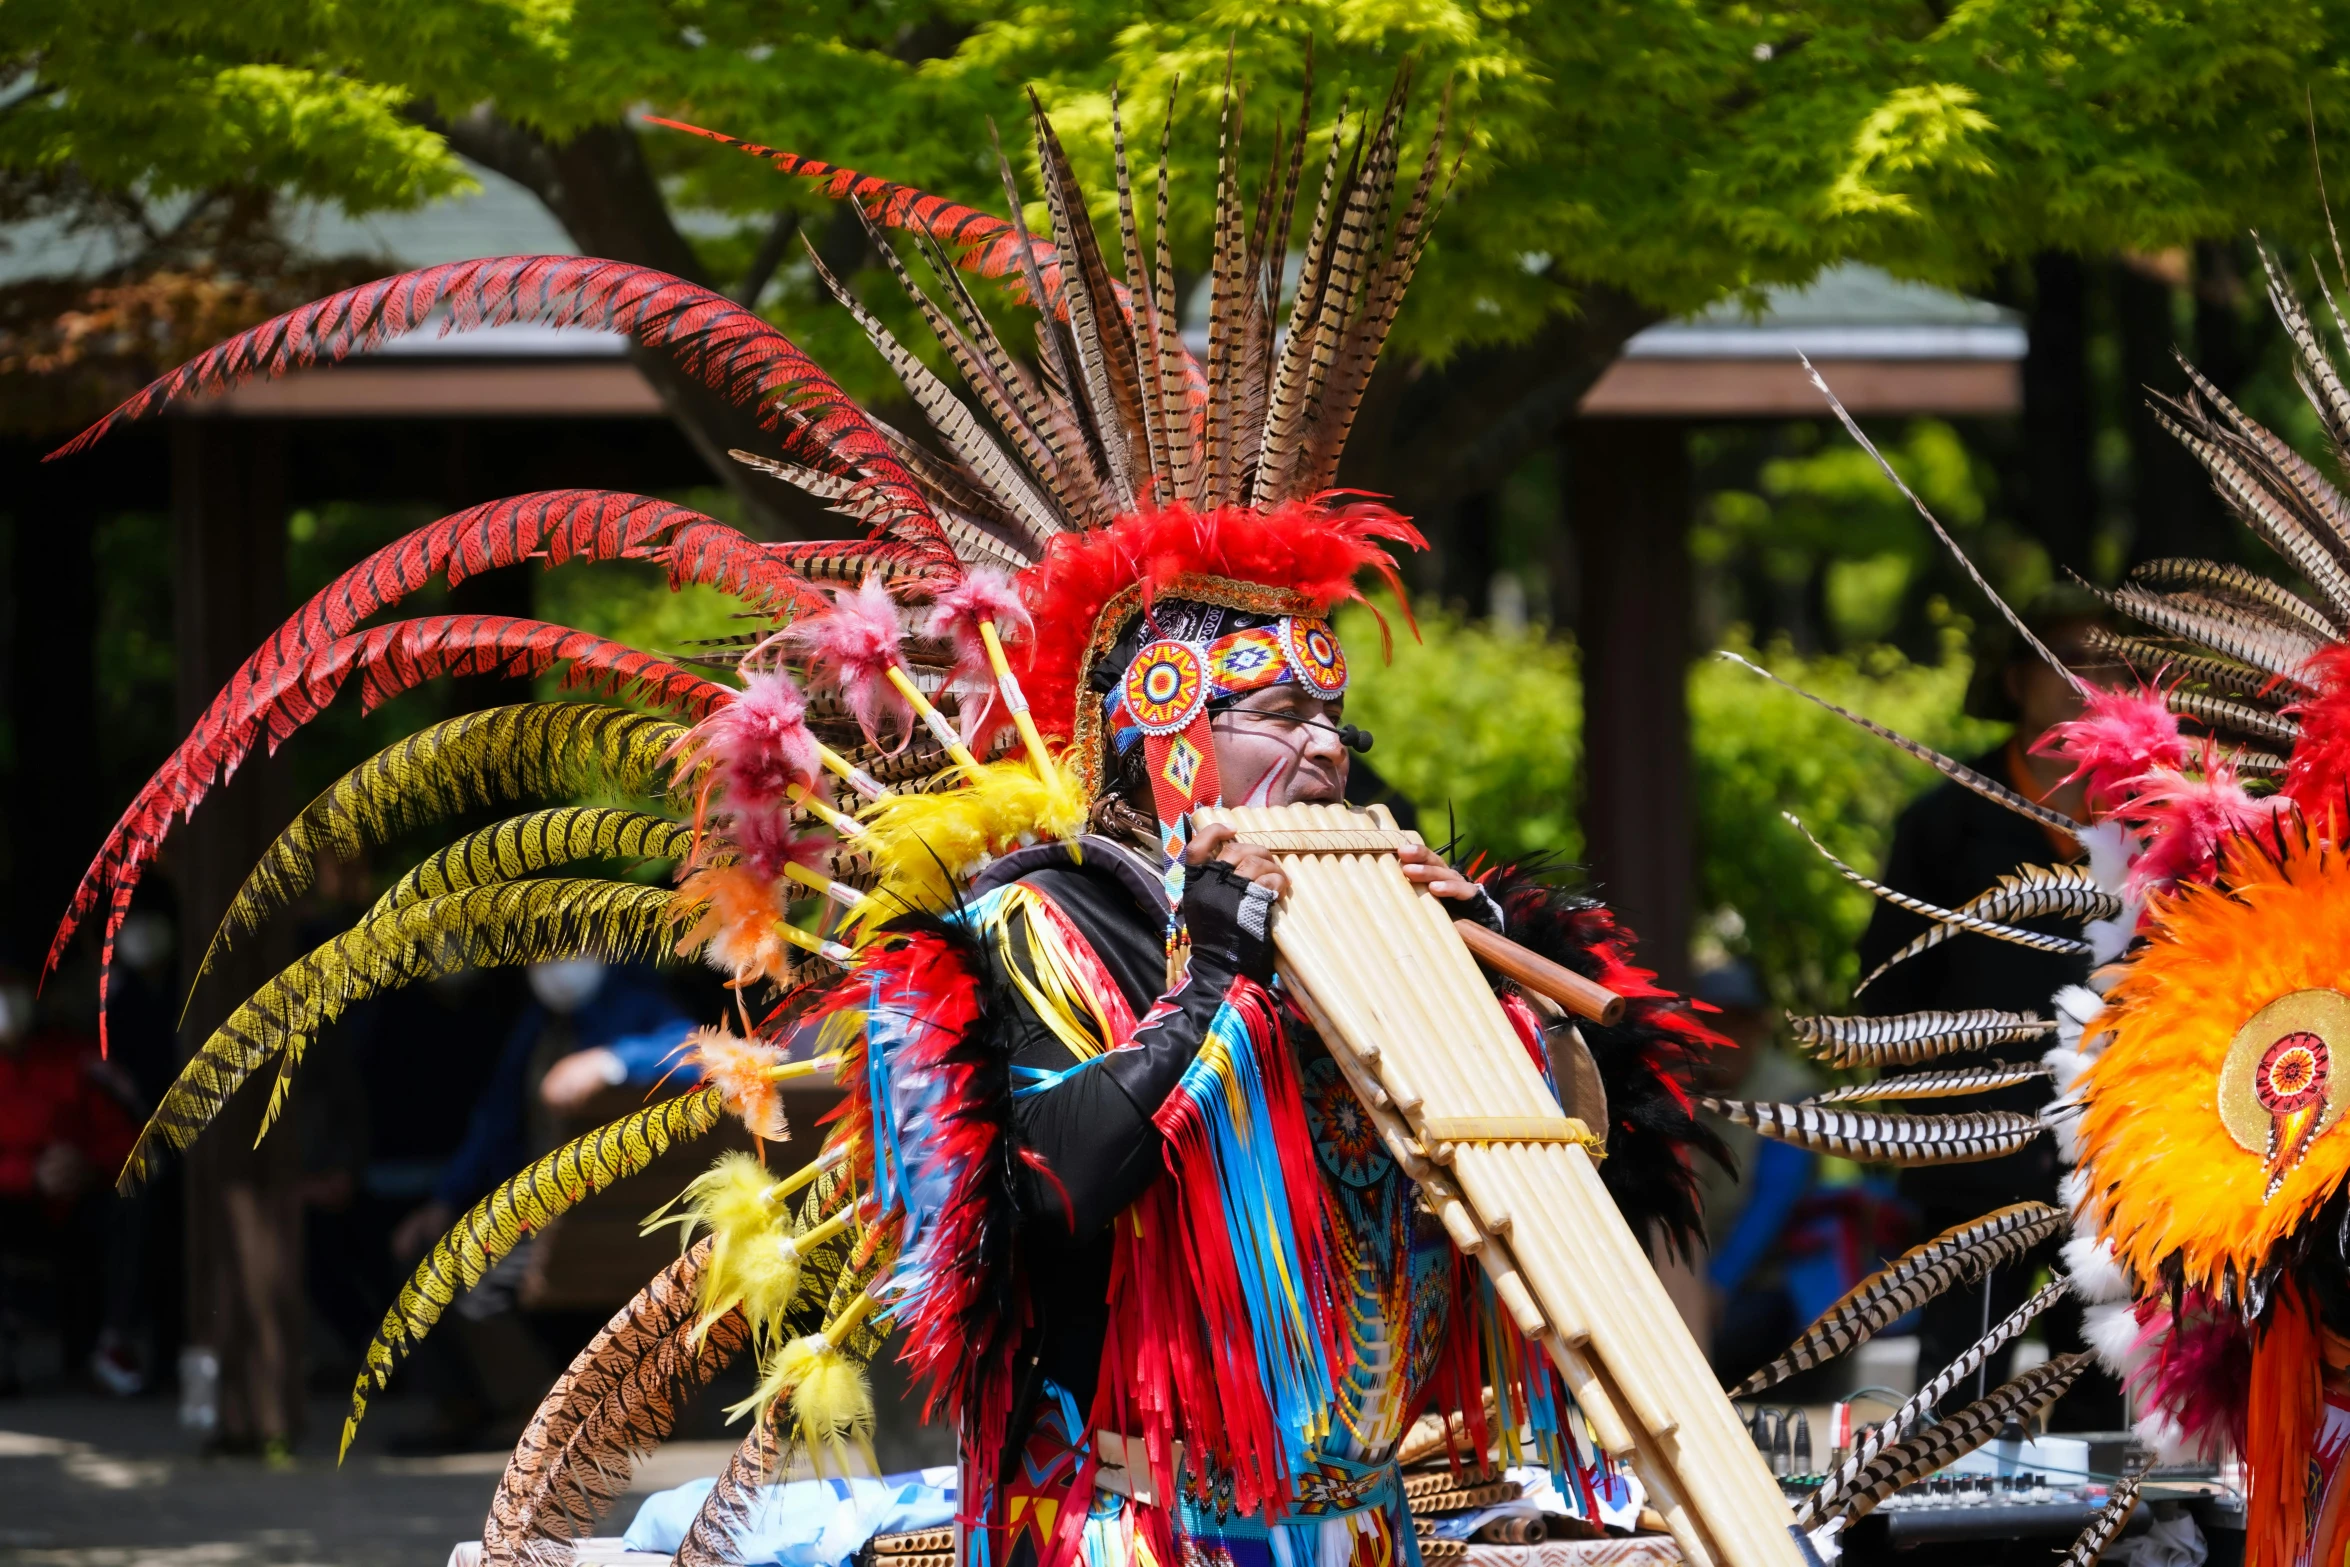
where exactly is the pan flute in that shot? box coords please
[1193,803,1805,1567]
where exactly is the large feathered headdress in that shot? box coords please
[40,73,1445,1496]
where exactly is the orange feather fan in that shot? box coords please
[2076,826,2350,1298]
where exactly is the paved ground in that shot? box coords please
[0,1392,759,1567]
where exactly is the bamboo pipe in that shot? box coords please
[1455,921,1626,1026]
[1280,923,1725,1567]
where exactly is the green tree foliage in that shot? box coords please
[12,3,2350,359]
[1346,606,1999,1012]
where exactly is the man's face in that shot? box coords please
[1209,683,1350,807]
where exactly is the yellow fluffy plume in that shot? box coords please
[855,754,1085,918]
[650,1152,802,1345]
[734,1332,875,1462]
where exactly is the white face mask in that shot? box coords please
[0,983,30,1046]
[528,959,607,1015]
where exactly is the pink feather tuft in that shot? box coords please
[671,668,821,811]
[2117,754,2296,895]
[2141,1295,2251,1460]
[791,576,909,742]
[922,569,1030,748]
[2034,683,2188,815]
[2284,644,2350,837]
[730,800,828,881]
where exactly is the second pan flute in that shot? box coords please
[1194,802,1807,1567]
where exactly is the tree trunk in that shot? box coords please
[172,419,303,1452]
[2020,254,2099,578]
[428,112,838,537]
[2112,255,2228,567]
[1566,419,1694,996]
[4,454,99,971]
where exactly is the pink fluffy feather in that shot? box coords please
[2033,683,2188,815]
[923,568,1030,746]
[672,668,821,811]
[2141,1295,2251,1460]
[730,799,827,880]
[791,575,910,742]
[2117,753,2295,894]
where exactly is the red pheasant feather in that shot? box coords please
[49,258,939,540]
[649,118,1208,410]
[44,491,784,1031]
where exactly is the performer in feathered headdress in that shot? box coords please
[1697,236,2350,1561]
[44,67,1735,1567]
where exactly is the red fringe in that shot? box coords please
[2246,1283,2324,1567]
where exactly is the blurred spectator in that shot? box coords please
[0,966,138,1393]
[383,958,701,1450]
[1698,962,1907,1386]
[1856,593,2124,1426]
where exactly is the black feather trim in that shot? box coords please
[1479,863,1734,1263]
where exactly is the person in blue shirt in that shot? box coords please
[383,958,702,1451]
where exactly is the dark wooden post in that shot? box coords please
[4,450,100,971]
[1566,418,1695,996]
[172,419,303,1451]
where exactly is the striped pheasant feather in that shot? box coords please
[1790,1009,2056,1069]
[672,1409,787,1567]
[1787,821,2104,991]
[1701,1099,2045,1169]
[1806,1065,2051,1105]
[2165,685,2302,745]
[2130,557,2341,641]
[1721,654,2082,839]
[365,808,692,922]
[2082,627,2295,704]
[344,1085,727,1457]
[1795,1278,2068,1524]
[1727,1203,2064,1397]
[2059,1461,2148,1566]
[1824,1355,2089,1528]
[203,703,684,986]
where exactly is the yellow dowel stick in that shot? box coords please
[788,782,866,839]
[761,1052,845,1083]
[882,665,981,773]
[786,1209,855,1257]
[977,620,1060,783]
[814,744,889,802]
[784,861,867,912]
[760,1140,854,1205]
[822,1290,880,1348]
[773,918,854,967]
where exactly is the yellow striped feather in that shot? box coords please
[342,1085,729,1459]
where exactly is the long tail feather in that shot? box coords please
[130,880,676,1187]
[1823,1355,2089,1529]
[1727,1203,2064,1397]
[1701,1099,2046,1169]
[344,1087,727,1458]
[2058,1461,2148,1566]
[1795,1278,2068,1524]
[1719,652,2082,838]
[672,1410,788,1567]
[1806,1064,2052,1104]
[201,704,685,989]
[1789,1009,2055,1069]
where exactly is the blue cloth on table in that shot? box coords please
[622,1469,957,1567]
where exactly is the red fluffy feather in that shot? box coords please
[2033,683,2188,815]
[1013,497,1424,741]
[2284,645,2350,837]
[2117,756,2296,894]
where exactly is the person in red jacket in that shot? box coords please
[0,972,138,1392]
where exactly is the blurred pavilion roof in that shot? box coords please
[0,160,2024,418]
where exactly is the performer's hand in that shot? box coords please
[1397,843,1481,901]
[1184,821,1287,897]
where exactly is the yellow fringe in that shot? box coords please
[852,753,1086,919]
